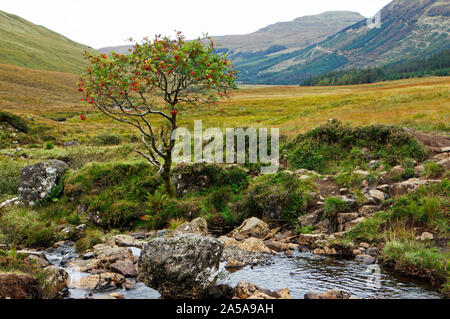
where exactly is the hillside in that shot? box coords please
[0,10,91,74]
[98,11,364,58]
[302,49,450,86]
[236,0,450,84]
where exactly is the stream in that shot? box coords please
[42,242,442,299]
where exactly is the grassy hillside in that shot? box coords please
[0,10,91,73]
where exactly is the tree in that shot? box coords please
[79,32,237,196]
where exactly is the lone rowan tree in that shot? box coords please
[79,32,237,196]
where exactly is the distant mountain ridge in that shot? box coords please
[237,0,450,84]
[0,10,91,74]
[98,11,365,59]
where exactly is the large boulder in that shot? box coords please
[169,217,209,237]
[138,234,224,299]
[17,160,69,206]
[93,244,134,267]
[229,217,270,241]
[43,266,70,297]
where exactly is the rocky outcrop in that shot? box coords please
[138,234,224,299]
[229,217,270,240]
[44,265,69,297]
[390,178,442,197]
[17,160,68,206]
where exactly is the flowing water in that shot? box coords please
[42,243,442,299]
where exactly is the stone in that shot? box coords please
[298,209,322,227]
[17,160,69,206]
[93,244,134,266]
[305,289,351,299]
[236,237,272,254]
[225,258,246,270]
[217,236,239,247]
[437,158,450,171]
[355,254,376,265]
[68,259,101,273]
[170,217,209,237]
[417,232,434,241]
[25,254,50,268]
[44,266,69,296]
[343,217,366,231]
[354,170,370,176]
[229,217,270,240]
[337,213,359,225]
[69,272,125,291]
[264,241,296,252]
[386,166,405,180]
[138,234,223,299]
[234,281,291,299]
[359,205,379,217]
[390,179,442,197]
[414,165,425,176]
[365,189,385,205]
[110,234,147,248]
[110,260,137,277]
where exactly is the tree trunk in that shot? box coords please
[162,152,175,197]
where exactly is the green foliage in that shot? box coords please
[423,161,445,178]
[0,160,25,196]
[75,228,104,253]
[0,207,58,247]
[239,172,310,224]
[209,186,232,212]
[44,142,54,150]
[0,111,29,133]
[284,120,427,173]
[381,240,449,284]
[324,196,351,216]
[346,215,385,242]
[296,225,315,234]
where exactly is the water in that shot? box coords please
[42,244,441,299]
[220,251,442,299]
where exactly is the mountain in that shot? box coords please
[0,10,92,74]
[237,0,450,84]
[98,11,365,58]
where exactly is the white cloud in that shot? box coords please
[1,0,393,48]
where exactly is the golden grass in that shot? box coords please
[1,62,449,140]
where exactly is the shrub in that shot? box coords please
[45,142,54,150]
[209,187,232,212]
[423,161,444,178]
[239,172,310,224]
[75,228,104,253]
[92,132,123,146]
[346,216,384,242]
[285,120,427,173]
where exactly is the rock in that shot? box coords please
[217,236,238,247]
[305,289,351,299]
[170,217,209,237]
[442,147,450,153]
[390,179,442,197]
[68,259,101,273]
[298,209,322,227]
[82,252,95,260]
[225,258,246,270]
[110,260,137,277]
[0,274,43,299]
[354,170,370,177]
[417,232,434,241]
[368,160,379,168]
[63,140,80,147]
[202,284,235,299]
[376,184,391,193]
[93,244,134,267]
[109,292,126,299]
[299,175,310,180]
[236,237,272,254]
[25,254,50,268]
[365,189,386,205]
[221,247,272,266]
[138,234,223,299]
[355,254,376,265]
[337,213,359,225]
[343,217,366,231]
[44,266,69,296]
[437,158,450,171]
[17,160,69,206]
[69,272,125,291]
[229,217,270,240]
[297,233,326,247]
[234,281,291,299]
[0,197,19,209]
[340,188,348,195]
[414,165,425,176]
[315,219,330,233]
[110,234,147,248]
[386,166,405,180]
[360,242,370,249]
[359,205,379,217]
[264,241,296,252]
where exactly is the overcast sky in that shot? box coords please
[1,0,393,49]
